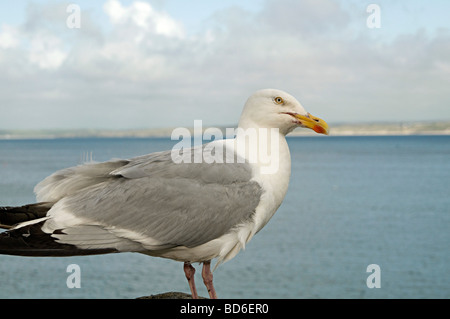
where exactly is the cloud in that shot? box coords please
[28,32,67,69]
[103,0,184,38]
[258,0,350,35]
[0,24,21,49]
[0,0,449,130]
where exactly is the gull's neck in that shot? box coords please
[232,123,292,232]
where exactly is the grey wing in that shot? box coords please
[40,147,262,250]
[34,159,130,202]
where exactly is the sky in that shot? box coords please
[0,0,449,130]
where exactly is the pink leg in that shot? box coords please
[202,261,218,299]
[183,262,198,299]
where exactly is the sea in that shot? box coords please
[0,135,448,299]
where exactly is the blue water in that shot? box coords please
[0,136,449,299]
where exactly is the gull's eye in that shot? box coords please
[274,96,284,105]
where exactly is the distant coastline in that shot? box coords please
[1,121,450,139]
[298,121,450,136]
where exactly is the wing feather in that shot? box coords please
[38,142,263,251]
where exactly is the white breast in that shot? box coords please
[247,133,291,233]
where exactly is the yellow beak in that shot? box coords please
[285,112,329,135]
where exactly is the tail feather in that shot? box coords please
[0,202,53,229]
[0,203,118,257]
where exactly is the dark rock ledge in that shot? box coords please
[137,292,208,299]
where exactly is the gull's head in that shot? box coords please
[238,89,329,136]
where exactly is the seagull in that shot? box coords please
[0,89,329,299]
